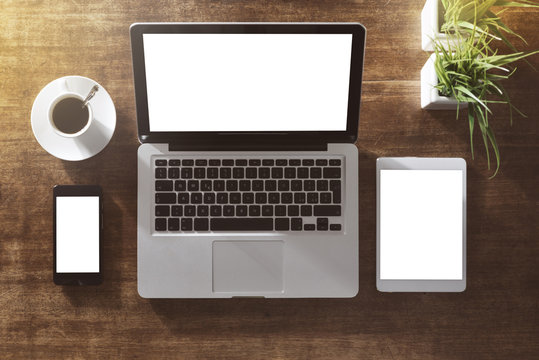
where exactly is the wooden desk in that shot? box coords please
[1,1,538,358]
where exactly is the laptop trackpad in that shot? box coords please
[212,241,284,293]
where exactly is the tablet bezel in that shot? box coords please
[376,157,466,292]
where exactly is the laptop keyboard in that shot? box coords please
[153,157,343,232]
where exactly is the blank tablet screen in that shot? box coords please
[379,170,463,280]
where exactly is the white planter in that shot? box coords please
[421,53,468,110]
[421,0,462,51]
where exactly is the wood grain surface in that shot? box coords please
[1,1,538,359]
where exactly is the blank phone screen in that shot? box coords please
[56,196,100,273]
[379,170,463,280]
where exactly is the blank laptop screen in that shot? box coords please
[142,33,353,132]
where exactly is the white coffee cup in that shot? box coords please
[48,92,93,138]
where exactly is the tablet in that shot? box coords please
[376,157,466,292]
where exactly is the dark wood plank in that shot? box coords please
[0,1,538,359]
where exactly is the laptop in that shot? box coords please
[131,23,366,298]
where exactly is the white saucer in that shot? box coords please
[31,76,116,161]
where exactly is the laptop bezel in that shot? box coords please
[130,23,365,146]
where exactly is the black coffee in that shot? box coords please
[52,97,89,134]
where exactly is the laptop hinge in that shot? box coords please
[168,143,327,152]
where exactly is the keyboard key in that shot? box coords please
[172,205,182,217]
[249,205,261,216]
[291,218,303,231]
[316,159,328,166]
[178,193,190,204]
[262,205,273,216]
[323,167,341,178]
[268,192,280,204]
[300,205,312,216]
[197,205,209,217]
[265,180,276,191]
[201,180,212,192]
[252,180,264,191]
[203,193,216,204]
[289,159,301,166]
[169,159,181,166]
[230,192,241,204]
[155,168,167,179]
[188,180,199,191]
[209,159,221,166]
[194,167,206,179]
[246,168,257,179]
[217,193,228,204]
[317,180,328,191]
[284,168,296,179]
[278,180,289,191]
[294,192,306,204]
[175,180,186,192]
[235,159,247,166]
[210,205,222,217]
[191,193,202,204]
[307,192,318,204]
[233,167,245,179]
[330,224,342,231]
[320,192,332,204]
[259,167,270,178]
[329,159,341,166]
[262,159,274,166]
[226,180,238,191]
[220,168,231,179]
[211,218,273,231]
[304,180,315,192]
[276,159,287,166]
[275,205,286,216]
[195,159,207,166]
[168,168,180,179]
[302,159,314,166]
[249,159,261,166]
[155,218,166,231]
[236,205,248,217]
[194,218,209,231]
[288,205,299,216]
[255,193,267,204]
[310,167,322,179]
[155,193,176,204]
[304,224,315,231]
[317,217,329,231]
[291,180,302,191]
[314,205,341,217]
[155,180,173,191]
[242,192,254,204]
[155,159,167,166]
[223,205,235,216]
[181,168,192,179]
[222,159,234,166]
[239,180,251,191]
[214,180,225,192]
[181,218,192,231]
[207,168,219,179]
[184,205,196,217]
[281,193,293,204]
[155,205,170,217]
[182,159,194,166]
[275,218,289,231]
[297,167,309,179]
[271,167,283,179]
[168,218,180,231]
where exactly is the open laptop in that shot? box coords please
[131,23,366,298]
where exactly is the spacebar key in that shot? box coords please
[211,218,273,231]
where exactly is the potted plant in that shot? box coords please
[425,25,538,177]
[421,0,538,51]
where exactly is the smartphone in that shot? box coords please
[53,185,103,285]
